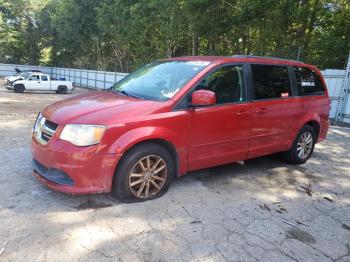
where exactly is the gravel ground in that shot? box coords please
[0,78,350,262]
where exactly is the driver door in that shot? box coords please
[27,74,41,90]
[187,64,253,171]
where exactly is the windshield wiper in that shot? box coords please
[104,87,143,99]
[116,90,143,99]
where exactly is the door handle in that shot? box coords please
[255,107,267,113]
[37,81,41,83]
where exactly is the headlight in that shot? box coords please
[33,113,42,134]
[59,124,106,146]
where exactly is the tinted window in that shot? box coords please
[251,64,291,100]
[41,75,48,81]
[195,65,245,104]
[294,67,325,96]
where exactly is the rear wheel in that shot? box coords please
[57,85,67,94]
[282,125,316,164]
[112,143,174,203]
[14,84,25,93]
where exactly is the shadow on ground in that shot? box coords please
[0,82,350,261]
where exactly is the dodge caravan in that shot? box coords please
[31,56,330,202]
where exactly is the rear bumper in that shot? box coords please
[31,137,122,194]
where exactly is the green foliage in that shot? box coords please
[0,0,349,71]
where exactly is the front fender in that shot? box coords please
[108,126,182,154]
[13,80,25,85]
[96,126,188,175]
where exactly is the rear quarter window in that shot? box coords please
[293,67,325,96]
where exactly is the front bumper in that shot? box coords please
[33,159,74,186]
[31,136,122,194]
[6,85,14,90]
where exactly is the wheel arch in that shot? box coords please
[304,120,320,140]
[101,126,186,178]
[14,83,25,88]
[287,114,321,149]
[113,138,179,179]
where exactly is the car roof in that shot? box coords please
[164,55,308,67]
[29,72,45,75]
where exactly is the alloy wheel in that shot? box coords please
[128,155,167,199]
[297,131,313,159]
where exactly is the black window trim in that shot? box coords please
[291,66,326,97]
[248,63,296,102]
[173,63,250,111]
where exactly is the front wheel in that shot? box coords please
[14,84,25,93]
[112,143,174,202]
[282,125,316,164]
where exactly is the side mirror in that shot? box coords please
[191,90,216,107]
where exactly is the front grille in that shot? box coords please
[33,114,58,145]
[41,131,51,142]
[45,119,58,131]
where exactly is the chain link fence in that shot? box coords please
[1,60,350,123]
[0,63,127,89]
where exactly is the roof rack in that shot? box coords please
[231,55,302,63]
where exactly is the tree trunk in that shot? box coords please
[166,40,172,58]
[192,32,199,56]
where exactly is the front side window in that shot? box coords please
[294,67,325,96]
[111,61,210,101]
[195,65,245,104]
[252,64,291,100]
[29,75,40,81]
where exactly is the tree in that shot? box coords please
[0,0,349,71]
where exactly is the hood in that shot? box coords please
[42,91,164,125]
[7,76,21,82]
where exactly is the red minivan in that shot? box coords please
[31,56,330,202]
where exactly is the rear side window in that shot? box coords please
[294,67,325,96]
[195,65,245,104]
[41,75,48,81]
[251,64,291,100]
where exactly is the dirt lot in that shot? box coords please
[0,78,350,262]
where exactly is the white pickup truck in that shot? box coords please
[7,73,74,94]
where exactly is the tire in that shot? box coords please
[14,84,25,93]
[57,85,67,94]
[112,143,174,203]
[282,125,316,164]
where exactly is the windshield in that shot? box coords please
[20,73,30,79]
[111,60,210,101]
